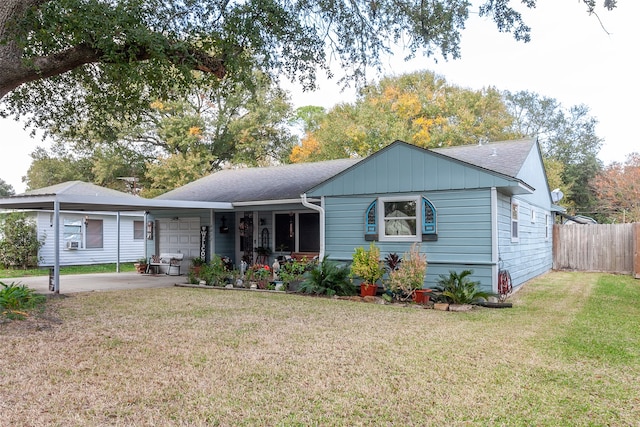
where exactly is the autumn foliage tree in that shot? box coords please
[592,153,640,223]
[291,70,516,161]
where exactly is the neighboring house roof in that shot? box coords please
[0,180,232,211]
[156,158,362,203]
[559,213,598,225]
[20,180,139,198]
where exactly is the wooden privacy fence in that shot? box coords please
[553,223,640,277]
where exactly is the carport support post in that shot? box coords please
[116,211,121,273]
[53,199,60,294]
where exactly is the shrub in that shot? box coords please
[0,213,44,269]
[299,256,356,296]
[350,242,385,286]
[200,255,230,286]
[0,281,46,320]
[433,269,493,304]
[386,243,427,301]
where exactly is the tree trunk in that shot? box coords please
[0,0,33,98]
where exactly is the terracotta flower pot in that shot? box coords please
[360,283,377,297]
[413,289,432,304]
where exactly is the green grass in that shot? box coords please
[1,271,638,426]
[0,262,136,278]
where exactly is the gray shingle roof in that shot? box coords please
[22,180,140,199]
[156,158,362,203]
[157,138,536,203]
[430,138,535,178]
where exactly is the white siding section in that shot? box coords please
[36,211,145,266]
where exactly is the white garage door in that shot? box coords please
[157,217,201,271]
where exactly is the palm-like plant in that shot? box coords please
[434,270,493,305]
[299,256,356,296]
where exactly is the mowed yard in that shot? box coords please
[1,271,639,426]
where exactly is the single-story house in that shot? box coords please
[150,138,555,293]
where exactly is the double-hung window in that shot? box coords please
[379,196,420,242]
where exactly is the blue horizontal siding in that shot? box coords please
[496,193,552,290]
[324,188,496,291]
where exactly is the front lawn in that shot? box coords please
[1,271,638,425]
[0,263,136,278]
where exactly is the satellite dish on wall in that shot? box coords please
[551,188,564,203]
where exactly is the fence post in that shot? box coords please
[634,223,640,279]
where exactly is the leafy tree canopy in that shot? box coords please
[0,0,618,136]
[503,90,603,214]
[291,70,516,161]
[24,71,295,195]
[592,153,640,223]
[0,179,15,197]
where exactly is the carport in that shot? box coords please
[0,190,232,293]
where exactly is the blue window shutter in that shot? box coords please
[365,200,377,238]
[422,197,436,234]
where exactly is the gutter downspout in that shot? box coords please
[491,187,498,294]
[300,193,325,260]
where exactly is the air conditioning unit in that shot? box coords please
[66,241,80,250]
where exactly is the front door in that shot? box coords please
[236,212,254,266]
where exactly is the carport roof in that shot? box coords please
[0,181,233,212]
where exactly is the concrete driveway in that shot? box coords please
[2,272,185,295]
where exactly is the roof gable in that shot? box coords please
[307,140,534,197]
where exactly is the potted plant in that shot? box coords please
[279,258,310,292]
[250,263,271,289]
[386,243,429,303]
[350,242,385,297]
[432,269,494,311]
[134,257,148,274]
[200,255,229,286]
[190,256,206,277]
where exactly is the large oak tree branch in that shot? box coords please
[0,40,228,99]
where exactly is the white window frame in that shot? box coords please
[85,219,104,249]
[511,200,520,243]
[378,195,421,242]
[545,214,550,241]
[63,218,83,249]
[531,208,536,224]
[133,220,145,240]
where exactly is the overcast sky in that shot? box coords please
[1,1,637,194]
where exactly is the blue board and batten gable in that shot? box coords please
[307,139,552,293]
[307,140,532,197]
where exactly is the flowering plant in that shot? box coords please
[251,264,271,280]
[387,243,427,301]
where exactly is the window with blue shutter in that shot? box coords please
[364,196,437,241]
